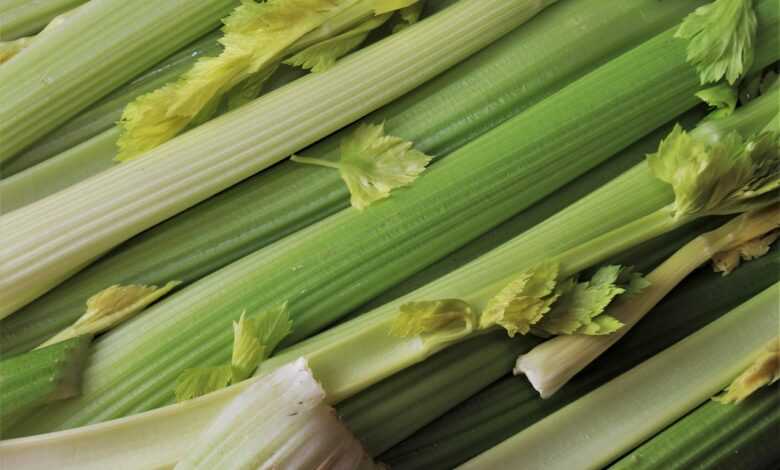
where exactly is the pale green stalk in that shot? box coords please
[0,0,237,163]
[460,285,780,470]
[0,0,553,319]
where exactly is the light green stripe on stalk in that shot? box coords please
[0,0,237,163]
[2,31,225,176]
[460,285,780,470]
[0,0,707,354]
[0,0,557,319]
[0,0,86,40]
[17,6,780,434]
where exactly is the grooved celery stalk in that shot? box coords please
[0,0,558,320]
[0,65,307,213]
[1,31,224,176]
[0,335,91,435]
[611,383,779,470]
[0,0,87,40]
[0,111,693,465]
[16,9,780,434]
[381,246,780,470]
[0,0,704,354]
[0,0,237,164]
[460,285,780,470]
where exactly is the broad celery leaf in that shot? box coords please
[676,0,758,85]
[292,122,432,210]
[479,262,560,337]
[117,0,348,161]
[647,124,780,218]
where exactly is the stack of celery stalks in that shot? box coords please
[0,0,778,468]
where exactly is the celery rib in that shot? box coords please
[0,0,704,354]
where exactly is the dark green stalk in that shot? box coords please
[0,0,707,355]
[610,383,779,470]
[0,335,91,436]
[381,250,780,469]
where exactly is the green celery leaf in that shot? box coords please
[292,122,432,210]
[675,0,758,85]
[174,365,233,402]
[391,299,476,337]
[697,83,738,119]
[285,14,391,73]
[647,124,780,218]
[479,262,560,336]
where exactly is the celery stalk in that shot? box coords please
[0,0,702,353]
[0,335,91,436]
[460,285,780,470]
[0,0,86,40]
[0,0,237,163]
[381,249,780,470]
[0,0,558,319]
[1,31,224,176]
[610,383,779,470]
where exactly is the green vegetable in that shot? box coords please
[0,0,555,321]
[0,0,699,355]
[713,337,779,403]
[0,336,91,436]
[676,0,758,84]
[611,382,779,470]
[0,0,237,164]
[382,248,780,469]
[15,6,736,434]
[460,285,780,470]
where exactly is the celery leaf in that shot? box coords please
[292,123,432,210]
[393,2,425,32]
[285,14,391,73]
[175,365,233,402]
[116,0,348,161]
[647,124,780,218]
[391,299,476,337]
[536,266,627,336]
[675,0,758,85]
[714,337,779,403]
[713,230,778,274]
[175,303,292,401]
[480,262,560,336]
[697,83,738,119]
